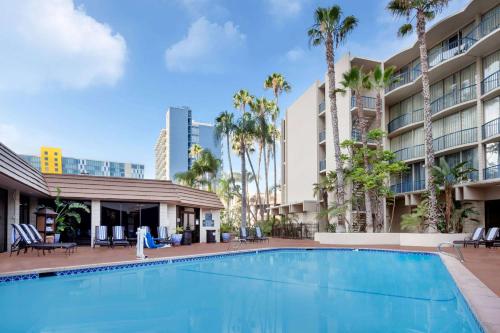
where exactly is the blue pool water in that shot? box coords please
[0,249,482,332]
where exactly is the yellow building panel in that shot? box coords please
[40,147,62,174]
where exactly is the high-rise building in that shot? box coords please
[20,147,144,178]
[155,106,222,181]
[277,0,500,233]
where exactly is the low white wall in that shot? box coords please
[314,232,469,247]
[399,233,468,247]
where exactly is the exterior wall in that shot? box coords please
[199,208,221,243]
[284,81,320,203]
[40,147,62,174]
[6,189,20,248]
[192,122,222,161]
[155,129,167,180]
[90,200,100,245]
[167,204,177,235]
[167,107,190,180]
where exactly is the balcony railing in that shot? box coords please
[350,96,377,109]
[319,160,326,172]
[484,164,500,180]
[433,127,477,152]
[481,70,500,95]
[465,9,500,42]
[414,179,425,191]
[318,102,325,114]
[390,179,425,194]
[428,37,476,69]
[319,130,326,142]
[351,129,376,143]
[394,144,424,161]
[482,117,500,139]
[430,84,476,116]
[388,108,423,133]
[386,68,422,93]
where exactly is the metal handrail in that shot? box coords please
[438,242,464,262]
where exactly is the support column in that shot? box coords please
[29,197,38,225]
[6,190,20,248]
[167,204,177,235]
[90,200,100,245]
[476,56,485,180]
[159,202,169,227]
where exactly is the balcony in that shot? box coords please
[481,70,500,95]
[432,127,477,152]
[465,9,500,44]
[482,117,500,139]
[351,129,376,144]
[430,84,477,116]
[394,144,424,161]
[350,96,376,110]
[427,37,476,69]
[484,164,500,180]
[390,179,425,194]
[319,160,326,172]
[318,102,325,114]
[388,108,423,133]
[386,68,421,93]
[319,130,326,143]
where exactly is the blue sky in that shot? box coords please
[0,0,468,179]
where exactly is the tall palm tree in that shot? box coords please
[370,64,398,147]
[233,89,254,228]
[308,6,357,229]
[264,73,290,208]
[387,0,450,232]
[189,143,203,160]
[340,66,374,231]
[191,149,222,192]
[215,111,236,190]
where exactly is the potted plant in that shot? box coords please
[171,226,184,246]
[220,222,232,243]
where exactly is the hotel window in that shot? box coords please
[44,157,48,161]
[484,97,500,123]
[485,142,500,168]
[54,152,58,156]
[483,50,500,78]
[389,103,401,121]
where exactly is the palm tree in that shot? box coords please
[191,149,222,192]
[233,89,254,228]
[370,64,398,147]
[264,73,290,208]
[215,111,236,190]
[189,143,203,160]
[308,6,357,229]
[340,66,374,231]
[387,0,450,232]
[433,157,476,233]
[175,169,197,188]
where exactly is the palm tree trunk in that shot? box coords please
[263,141,270,221]
[374,90,384,231]
[257,143,263,220]
[325,34,346,229]
[226,135,236,191]
[356,94,373,232]
[417,10,439,232]
[246,149,264,221]
[273,97,279,207]
[241,140,247,229]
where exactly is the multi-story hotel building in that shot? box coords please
[276,0,500,233]
[155,106,222,181]
[20,147,145,179]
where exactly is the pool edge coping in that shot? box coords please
[0,246,496,332]
[439,254,500,333]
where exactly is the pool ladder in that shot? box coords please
[437,242,465,262]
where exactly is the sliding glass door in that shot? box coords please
[101,202,159,238]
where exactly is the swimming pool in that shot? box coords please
[0,249,482,332]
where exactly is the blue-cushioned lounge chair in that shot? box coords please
[480,227,499,248]
[144,231,169,249]
[94,226,111,247]
[10,224,76,256]
[112,226,130,247]
[453,227,484,248]
[255,226,269,244]
[157,226,172,244]
[24,224,77,254]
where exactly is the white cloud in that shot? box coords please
[176,0,229,20]
[165,17,246,74]
[286,47,305,62]
[0,122,51,154]
[0,0,127,91]
[266,0,306,18]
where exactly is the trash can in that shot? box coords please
[206,229,216,243]
[182,230,192,245]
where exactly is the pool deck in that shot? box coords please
[1,238,499,332]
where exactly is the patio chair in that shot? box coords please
[93,226,111,248]
[480,227,499,248]
[255,226,269,244]
[453,227,484,248]
[10,224,76,256]
[240,227,256,242]
[157,226,172,244]
[144,230,169,249]
[24,224,77,254]
[112,226,130,247]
